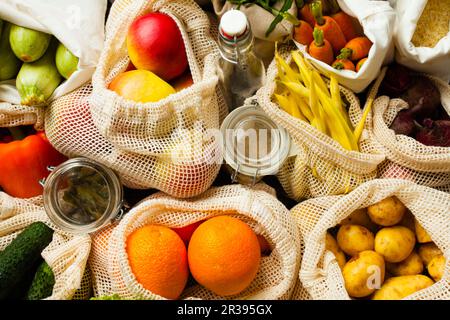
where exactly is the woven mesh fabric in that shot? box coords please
[291,179,449,300]
[256,45,385,200]
[90,0,222,156]
[0,103,44,130]
[0,193,91,300]
[45,0,224,198]
[89,184,301,300]
[370,73,450,191]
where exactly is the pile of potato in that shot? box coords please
[326,197,446,300]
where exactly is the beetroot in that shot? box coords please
[380,64,413,97]
[401,76,441,119]
[390,110,417,136]
[415,119,450,147]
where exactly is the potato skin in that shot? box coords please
[325,232,346,269]
[367,197,406,226]
[427,255,445,282]
[372,275,434,300]
[414,219,432,243]
[386,251,423,276]
[340,208,378,232]
[343,250,385,298]
[375,226,416,263]
[418,243,442,265]
[337,225,375,256]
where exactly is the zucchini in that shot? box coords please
[16,40,62,106]
[9,24,51,62]
[0,22,22,81]
[0,222,54,299]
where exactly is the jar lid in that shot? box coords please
[221,102,291,183]
[43,157,123,234]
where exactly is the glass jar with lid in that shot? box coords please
[221,99,291,185]
[42,157,125,234]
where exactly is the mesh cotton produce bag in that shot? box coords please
[0,0,106,131]
[291,179,450,300]
[256,46,385,200]
[90,0,223,156]
[370,73,450,192]
[0,192,91,300]
[89,184,301,300]
[45,83,221,198]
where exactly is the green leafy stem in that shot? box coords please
[227,0,300,37]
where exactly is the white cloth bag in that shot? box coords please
[294,0,395,93]
[390,0,450,82]
[0,0,106,104]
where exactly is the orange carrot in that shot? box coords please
[293,20,314,45]
[332,58,355,71]
[299,1,316,28]
[332,11,358,41]
[326,0,358,40]
[337,37,372,61]
[311,1,347,55]
[356,57,368,72]
[308,27,334,65]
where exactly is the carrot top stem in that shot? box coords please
[337,48,352,60]
[333,62,345,70]
[311,1,325,25]
[313,27,325,47]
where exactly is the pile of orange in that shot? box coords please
[125,215,268,299]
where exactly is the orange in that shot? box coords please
[188,216,261,296]
[126,225,188,299]
[109,69,175,103]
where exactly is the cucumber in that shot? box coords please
[9,24,51,62]
[0,23,22,81]
[26,261,55,300]
[16,40,62,106]
[55,42,78,79]
[0,222,54,300]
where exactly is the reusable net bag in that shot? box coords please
[370,73,450,192]
[90,0,223,156]
[45,83,221,198]
[0,192,91,300]
[256,46,385,200]
[0,0,106,131]
[291,179,450,300]
[89,184,301,300]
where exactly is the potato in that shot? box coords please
[339,208,378,232]
[372,275,434,300]
[386,251,423,276]
[337,225,375,256]
[343,250,385,298]
[418,243,442,265]
[325,232,346,269]
[427,255,445,282]
[374,226,416,263]
[367,196,406,226]
[414,219,432,243]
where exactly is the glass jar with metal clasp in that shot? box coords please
[221,99,291,186]
[41,157,128,234]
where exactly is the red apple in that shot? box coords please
[127,12,188,81]
[171,71,193,92]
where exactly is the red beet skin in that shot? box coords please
[127,13,188,81]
